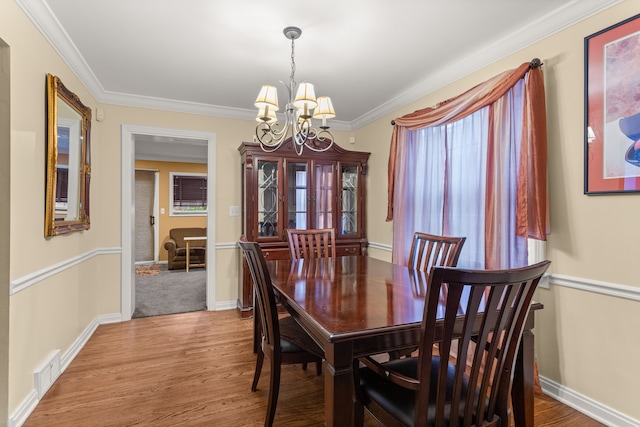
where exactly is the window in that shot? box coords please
[392,83,537,269]
[55,167,69,203]
[170,172,207,216]
[388,61,548,270]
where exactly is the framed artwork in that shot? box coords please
[585,13,640,194]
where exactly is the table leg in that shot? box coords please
[186,241,190,272]
[324,343,355,427]
[513,323,535,426]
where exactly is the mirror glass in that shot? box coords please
[45,74,92,236]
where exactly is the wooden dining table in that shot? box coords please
[266,255,543,427]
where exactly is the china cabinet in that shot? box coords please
[237,138,370,318]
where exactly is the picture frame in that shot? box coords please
[584,13,640,194]
[45,74,92,236]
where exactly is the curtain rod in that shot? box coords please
[390,58,543,126]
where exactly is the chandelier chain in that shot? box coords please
[290,37,296,92]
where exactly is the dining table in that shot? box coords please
[266,255,543,427]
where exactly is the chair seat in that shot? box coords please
[278,316,323,358]
[359,356,471,427]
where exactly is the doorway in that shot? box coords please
[121,125,216,320]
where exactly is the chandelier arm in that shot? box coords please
[303,128,335,152]
[256,119,290,147]
[258,140,285,153]
[293,119,312,145]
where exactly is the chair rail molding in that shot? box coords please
[549,273,640,302]
[369,240,638,302]
[216,242,240,250]
[10,247,121,295]
[368,241,392,252]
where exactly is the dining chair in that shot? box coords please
[407,232,466,271]
[238,241,324,427]
[286,228,336,260]
[389,232,467,360]
[353,260,551,427]
[285,228,336,366]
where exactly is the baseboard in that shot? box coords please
[540,376,640,427]
[213,300,237,311]
[7,390,38,427]
[7,312,121,427]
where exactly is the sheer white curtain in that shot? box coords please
[392,81,528,269]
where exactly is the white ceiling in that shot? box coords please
[18,0,619,161]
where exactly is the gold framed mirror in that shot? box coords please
[45,74,92,236]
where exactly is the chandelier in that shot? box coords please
[254,26,335,155]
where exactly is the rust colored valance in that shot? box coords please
[387,60,548,241]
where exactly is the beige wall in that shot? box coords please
[4,0,352,415]
[135,160,208,262]
[356,1,640,422]
[4,0,111,415]
[4,0,640,424]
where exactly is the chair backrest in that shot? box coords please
[407,232,466,271]
[415,260,551,426]
[286,228,336,260]
[238,241,280,356]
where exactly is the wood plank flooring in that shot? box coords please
[23,310,605,426]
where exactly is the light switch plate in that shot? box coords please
[229,206,240,216]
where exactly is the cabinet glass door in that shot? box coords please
[341,164,358,235]
[257,160,279,237]
[314,163,334,229]
[287,162,308,229]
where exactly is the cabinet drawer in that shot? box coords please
[260,247,290,261]
[336,245,362,257]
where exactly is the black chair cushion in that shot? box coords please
[278,316,323,358]
[358,356,470,426]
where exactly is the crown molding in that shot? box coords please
[352,0,622,129]
[17,0,106,95]
[19,0,620,131]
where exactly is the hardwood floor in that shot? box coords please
[24,310,605,427]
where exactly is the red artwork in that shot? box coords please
[585,13,640,194]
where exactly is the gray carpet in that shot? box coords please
[132,264,206,318]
